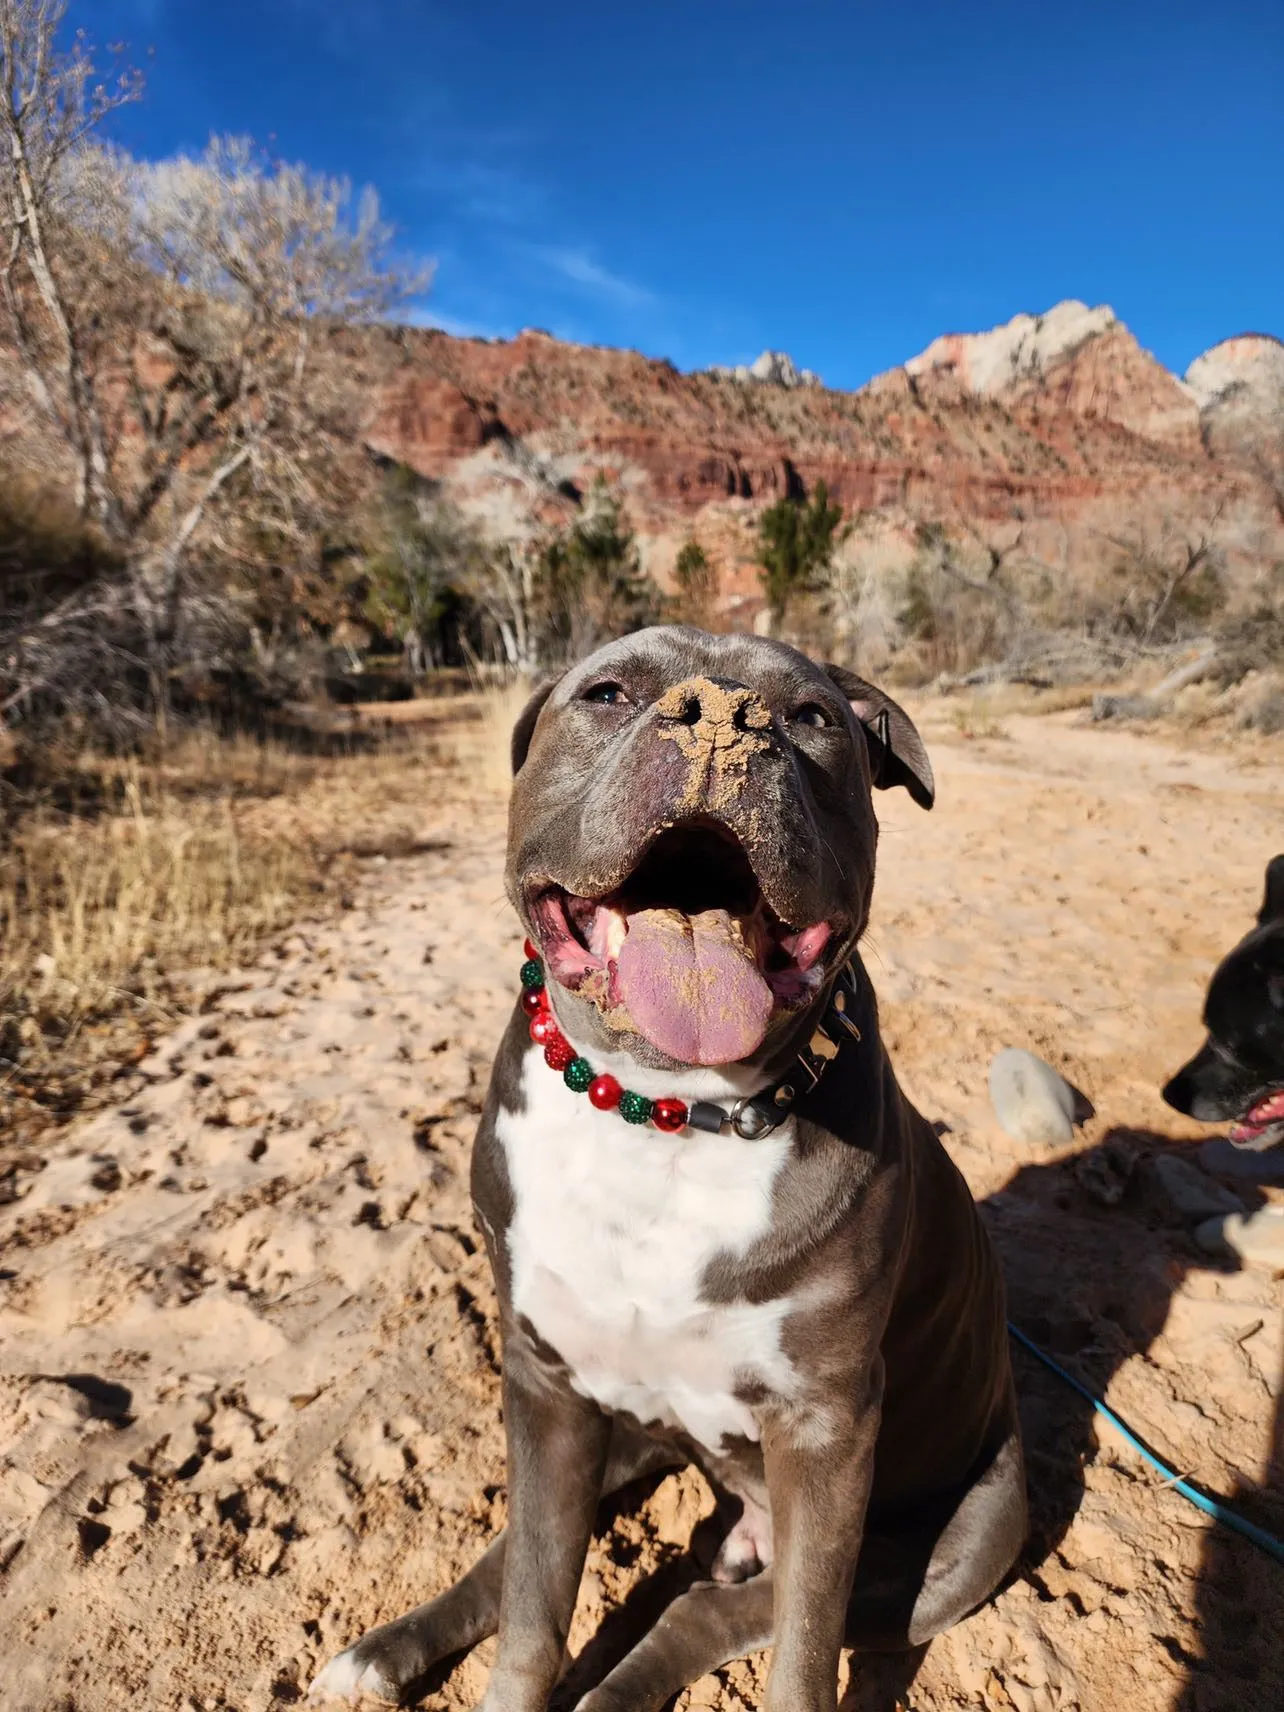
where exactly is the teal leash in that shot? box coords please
[1007,1322,1284,1568]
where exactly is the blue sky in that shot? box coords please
[93,0,1281,389]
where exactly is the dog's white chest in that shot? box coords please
[497,1047,797,1452]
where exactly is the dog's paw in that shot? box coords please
[309,1643,399,1705]
[710,1499,773,1583]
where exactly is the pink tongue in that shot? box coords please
[613,907,774,1065]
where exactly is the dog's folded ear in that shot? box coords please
[823,665,935,810]
[510,675,562,774]
[1260,855,1284,927]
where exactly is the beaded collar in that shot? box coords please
[518,940,862,1140]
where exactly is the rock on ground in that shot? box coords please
[988,1048,1078,1147]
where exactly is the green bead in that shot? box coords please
[619,1089,653,1125]
[519,958,545,990]
[564,1056,594,1094]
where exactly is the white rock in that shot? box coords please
[1194,1208,1284,1270]
[1185,334,1284,412]
[905,301,1118,396]
[1152,1154,1244,1221]
[988,1049,1077,1147]
[707,349,823,389]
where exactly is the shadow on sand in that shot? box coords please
[986,1128,1283,1712]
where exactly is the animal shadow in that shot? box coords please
[982,1127,1284,1712]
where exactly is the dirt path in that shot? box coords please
[1,707,1282,1712]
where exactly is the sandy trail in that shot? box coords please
[1,706,1282,1712]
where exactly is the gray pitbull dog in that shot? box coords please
[313,627,1026,1711]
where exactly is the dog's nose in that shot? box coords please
[655,677,772,738]
[1161,1072,1192,1115]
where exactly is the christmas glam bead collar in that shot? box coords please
[518,941,862,1141]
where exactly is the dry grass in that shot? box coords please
[464,677,534,798]
[948,700,1010,742]
[1,771,313,1034]
[0,701,496,1144]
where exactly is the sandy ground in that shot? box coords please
[2,702,1283,1712]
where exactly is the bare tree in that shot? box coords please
[1098,505,1226,647]
[363,474,486,675]
[0,0,141,524]
[458,541,539,670]
[0,1,428,727]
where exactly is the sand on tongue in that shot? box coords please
[613,906,774,1065]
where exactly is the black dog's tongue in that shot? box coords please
[613,907,773,1066]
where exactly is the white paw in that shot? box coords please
[711,1500,774,1583]
[309,1645,397,1704]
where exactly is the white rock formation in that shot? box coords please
[904,301,1119,395]
[708,349,822,389]
[1185,333,1284,412]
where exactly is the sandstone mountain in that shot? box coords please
[347,300,1282,638]
[1185,333,1284,490]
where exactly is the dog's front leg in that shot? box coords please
[478,1343,611,1712]
[761,1357,884,1712]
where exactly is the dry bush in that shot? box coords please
[1212,575,1284,686]
[896,565,1013,679]
[949,699,1011,741]
[1233,673,1284,736]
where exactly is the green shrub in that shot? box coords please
[758,479,843,629]
[673,539,717,628]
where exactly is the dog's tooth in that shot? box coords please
[605,908,628,959]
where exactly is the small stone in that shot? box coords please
[1194,1208,1284,1269]
[988,1049,1077,1147]
[1152,1155,1244,1221]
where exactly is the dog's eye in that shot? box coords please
[583,681,629,706]
[791,703,832,729]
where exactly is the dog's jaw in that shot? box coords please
[1229,1088,1284,1147]
[525,821,844,1069]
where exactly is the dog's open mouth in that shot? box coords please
[527,822,835,1065]
[1229,1090,1284,1148]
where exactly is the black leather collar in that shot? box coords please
[686,961,864,1139]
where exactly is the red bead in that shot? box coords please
[523,937,540,961]
[588,1073,622,1111]
[529,1010,557,1044]
[543,1034,575,1072]
[652,1097,688,1133]
[520,987,546,1018]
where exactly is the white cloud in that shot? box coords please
[403,304,506,340]
[530,245,655,309]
